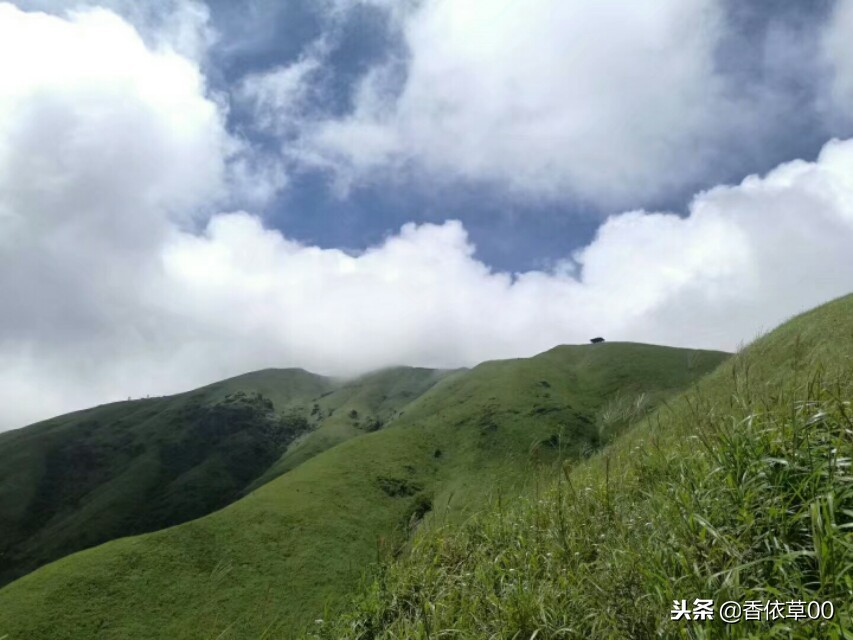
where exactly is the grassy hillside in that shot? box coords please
[0,342,726,639]
[246,367,457,492]
[0,366,453,589]
[309,294,853,639]
[0,369,332,587]
[373,342,727,522]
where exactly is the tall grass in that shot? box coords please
[307,365,852,639]
[596,391,652,444]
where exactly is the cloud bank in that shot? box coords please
[0,2,852,429]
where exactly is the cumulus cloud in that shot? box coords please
[0,2,229,426]
[156,139,853,383]
[253,0,760,205]
[5,106,853,427]
[1,2,852,430]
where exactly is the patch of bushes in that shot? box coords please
[359,417,383,432]
[377,476,422,498]
[404,493,433,527]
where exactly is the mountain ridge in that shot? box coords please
[0,340,729,638]
[0,364,452,587]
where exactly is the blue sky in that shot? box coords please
[1,0,853,428]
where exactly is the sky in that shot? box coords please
[1,0,852,429]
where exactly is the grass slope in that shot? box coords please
[246,367,457,492]
[0,368,332,587]
[0,366,457,590]
[0,342,726,639]
[310,294,853,640]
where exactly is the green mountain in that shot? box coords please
[0,367,451,588]
[0,341,727,639]
[310,294,853,639]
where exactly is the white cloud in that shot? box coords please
[272,0,762,205]
[1,2,852,430]
[0,2,229,426]
[0,3,226,217]
[7,127,853,429]
[237,57,323,135]
[155,139,853,385]
[8,0,216,61]
[217,0,853,206]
